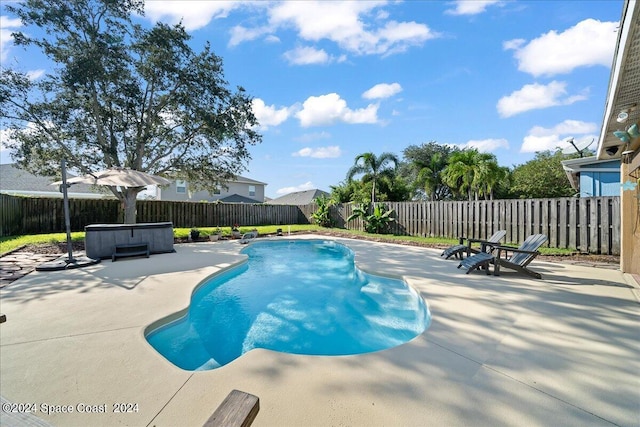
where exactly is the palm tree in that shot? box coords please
[416,152,447,201]
[442,149,479,200]
[347,152,399,204]
[475,161,509,200]
[443,149,505,200]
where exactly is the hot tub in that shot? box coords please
[85,222,175,260]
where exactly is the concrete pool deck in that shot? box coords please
[0,236,638,427]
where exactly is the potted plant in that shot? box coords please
[231,224,241,239]
[209,227,222,241]
[190,228,201,241]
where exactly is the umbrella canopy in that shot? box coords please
[53,167,171,188]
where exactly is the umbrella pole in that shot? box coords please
[61,159,76,263]
[36,161,100,271]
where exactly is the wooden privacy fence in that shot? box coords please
[1,195,121,237]
[1,194,620,254]
[322,197,620,255]
[0,194,307,236]
[135,200,305,228]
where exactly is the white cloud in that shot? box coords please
[497,81,588,118]
[375,21,435,55]
[251,98,293,130]
[26,69,45,80]
[502,38,524,50]
[143,1,242,31]
[463,139,509,152]
[292,146,342,158]
[283,46,341,65]
[0,128,12,145]
[0,123,44,163]
[0,128,15,162]
[504,18,618,77]
[144,2,436,57]
[520,120,598,153]
[264,35,281,44]
[296,93,379,127]
[276,181,315,195]
[362,83,402,99]
[521,134,564,153]
[446,138,509,153]
[445,0,502,16]
[546,119,598,135]
[1,16,22,62]
[265,2,437,56]
[229,25,271,47]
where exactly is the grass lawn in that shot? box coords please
[0,225,577,256]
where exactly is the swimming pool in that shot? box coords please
[146,239,430,371]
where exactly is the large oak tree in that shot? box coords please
[1,0,261,223]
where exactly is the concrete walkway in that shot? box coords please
[0,236,638,427]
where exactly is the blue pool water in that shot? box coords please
[146,240,430,371]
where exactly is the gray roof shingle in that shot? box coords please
[266,189,329,205]
[0,163,109,197]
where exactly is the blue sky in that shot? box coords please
[0,1,622,199]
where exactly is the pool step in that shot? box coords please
[112,242,150,262]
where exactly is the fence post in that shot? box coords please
[0,195,623,255]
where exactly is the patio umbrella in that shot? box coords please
[54,167,171,188]
[37,159,101,271]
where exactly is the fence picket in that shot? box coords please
[0,194,621,254]
[590,198,600,254]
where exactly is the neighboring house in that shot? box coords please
[160,175,267,203]
[561,157,621,197]
[595,0,639,274]
[0,163,110,199]
[266,189,329,205]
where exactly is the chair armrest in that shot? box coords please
[494,245,540,260]
[480,241,508,252]
[493,245,540,255]
[467,238,491,245]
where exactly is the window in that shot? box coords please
[249,185,256,197]
[176,180,186,194]
[213,185,221,195]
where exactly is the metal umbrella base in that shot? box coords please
[36,256,100,271]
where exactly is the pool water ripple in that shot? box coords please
[146,240,430,371]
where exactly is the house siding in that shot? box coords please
[161,179,266,202]
[579,170,620,197]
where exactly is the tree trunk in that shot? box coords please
[371,182,376,204]
[123,188,140,223]
[370,182,376,214]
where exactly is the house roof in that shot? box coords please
[561,156,621,191]
[218,193,262,203]
[233,175,267,186]
[266,189,330,205]
[0,163,108,198]
[596,0,640,172]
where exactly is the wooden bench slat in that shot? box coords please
[203,390,260,427]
